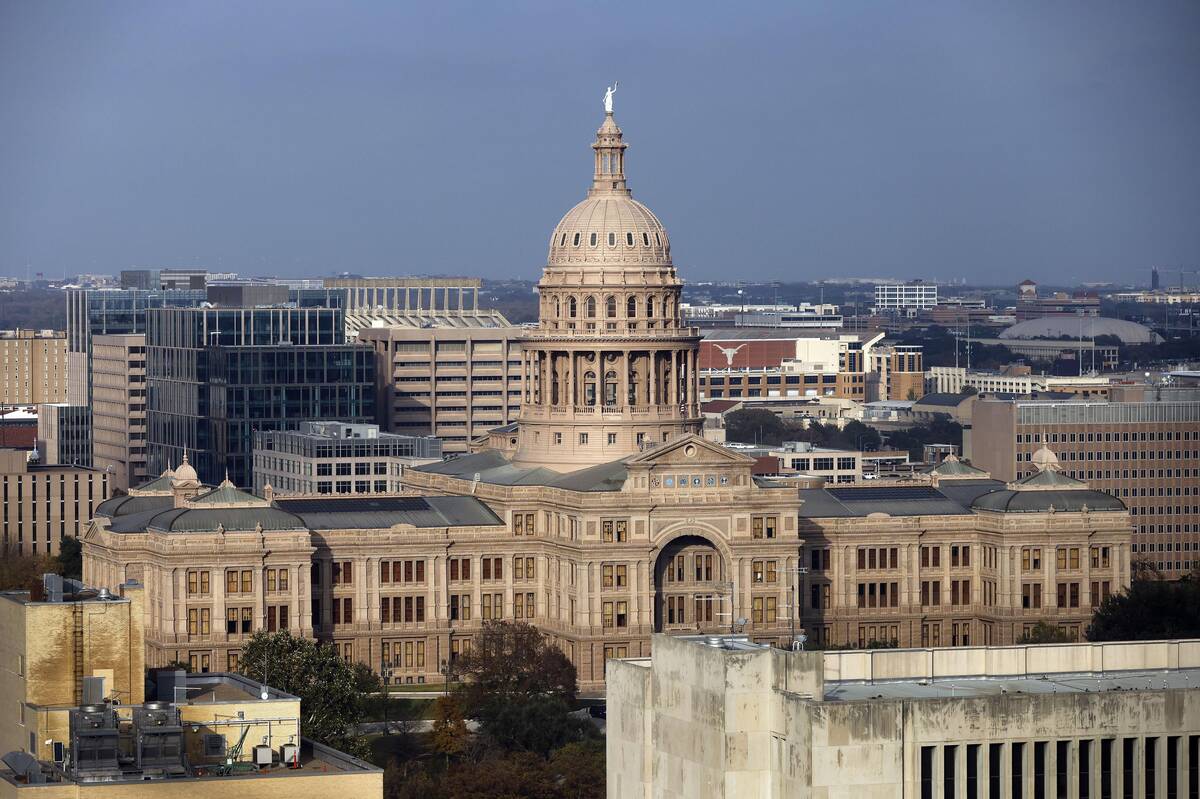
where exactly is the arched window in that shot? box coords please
[584,371,597,406]
[607,232,616,246]
[586,296,596,318]
[655,232,662,247]
[590,233,598,246]
[606,296,617,318]
[627,296,637,318]
[643,232,650,246]
[646,297,655,318]
[604,370,618,406]
[568,297,577,318]
[573,233,580,246]
[626,232,634,246]
[559,233,566,246]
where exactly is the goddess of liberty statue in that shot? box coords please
[603,82,618,114]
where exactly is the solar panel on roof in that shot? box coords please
[826,486,945,502]
[277,497,432,513]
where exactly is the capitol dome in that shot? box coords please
[545,113,672,269]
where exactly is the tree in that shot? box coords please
[549,739,606,799]
[454,621,577,710]
[1017,621,1072,644]
[430,696,470,760]
[237,630,373,756]
[475,694,596,757]
[56,537,82,580]
[443,751,556,799]
[724,408,790,446]
[1087,577,1200,642]
[0,544,51,592]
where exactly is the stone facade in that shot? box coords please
[607,634,1200,799]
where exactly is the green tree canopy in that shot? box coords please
[1087,577,1200,642]
[238,630,377,755]
[724,408,790,446]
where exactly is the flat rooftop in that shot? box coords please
[826,667,1200,702]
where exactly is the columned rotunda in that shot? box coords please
[513,111,701,470]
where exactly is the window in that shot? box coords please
[602,600,628,628]
[921,546,941,568]
[751,596,777,624]
[608,232,616,246]
[602,519,628,542]
[1022,583,1043,609]
[752,516,777,539]
[1021,548,1042,571]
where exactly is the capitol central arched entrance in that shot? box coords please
[652,535,730,634]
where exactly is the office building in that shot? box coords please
[0,448,109,555]
[145,306,375,488]
[0,575,381,797]
[91,334,148,492]
[35,404,92,468]
[875,280,938,313]
[251,421,442,496]
[969,397,1200,578]
[0,330,67,406]
[357,325,524,455]
[63,288,208,466]
[607,634,1200,799]
[65,288,208,407]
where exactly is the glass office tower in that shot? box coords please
[145,306,375,488]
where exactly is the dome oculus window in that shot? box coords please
[642,232,650,246]
[607,232,616,246]
[590,233,598,246]
[655,232,661,247]
[626,232,634,246]
[573,233,581,246]
[559,233,566,246]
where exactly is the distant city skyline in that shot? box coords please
[2,1,1198,284]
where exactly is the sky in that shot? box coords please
[1,1,1198,286]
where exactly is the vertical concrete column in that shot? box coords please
[294,563,308,637]
[1133,738,1145,799]
[649,350,658,406]
[1066,740,1079,799]
[668,350,677,406]
[1000,741,1014,799]
[1155,736,1168,799]
[619,351,629,411]
[1024,742,1036,799]
[365,557,379,631]
[956,741,969,799]
[1113,739,1124,799]
[568,350,576,407]
[932,744,945,799]
[1047,742,1058,799]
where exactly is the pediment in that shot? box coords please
[626,434,756,468]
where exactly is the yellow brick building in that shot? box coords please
[0,576,381,797]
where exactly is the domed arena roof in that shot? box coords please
[999,317,1162,344]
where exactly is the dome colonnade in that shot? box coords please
[513,111,702,470]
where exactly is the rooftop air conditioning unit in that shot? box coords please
[253,745,273,767]
[280,743,299,768]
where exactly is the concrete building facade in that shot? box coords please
[91,334,148,492]
[0,330,67,406]
[357,325,524,455]
[875,281,939,313]
[0,449,109,556]
[607,633,1200,799]
[251,421,442,496]
[969,398,1200,578]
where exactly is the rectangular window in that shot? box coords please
[241,570,252,594]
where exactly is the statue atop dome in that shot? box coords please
[603,82,618,114]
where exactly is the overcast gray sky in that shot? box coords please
[2,1,1197,285]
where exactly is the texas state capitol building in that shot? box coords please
[83,107,1133,690]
